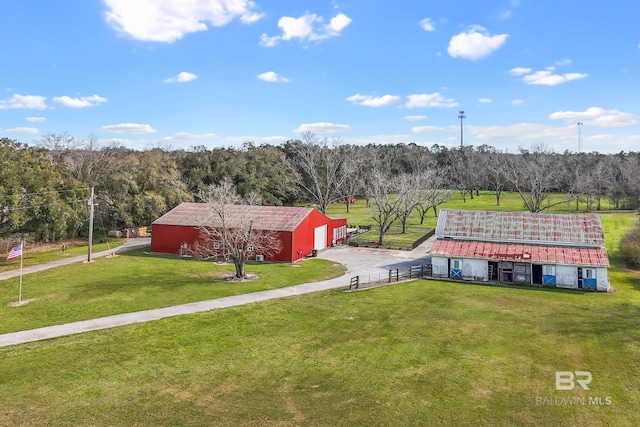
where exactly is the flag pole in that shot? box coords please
[18,239,23,305]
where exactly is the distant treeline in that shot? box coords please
[1,133,639,244]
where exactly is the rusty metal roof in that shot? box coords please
[431,240,610,267]
[436,209,605,247]
[152,202,317,232]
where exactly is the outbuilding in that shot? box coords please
[430,209,610,291]
[151,203,347,262]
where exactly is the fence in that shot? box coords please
[345,226,435,251]
[348,264,432,290]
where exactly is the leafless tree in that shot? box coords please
[414,169,454,221]
[502,144,574,212]
[286,131,351,214]
[191,179,282,279]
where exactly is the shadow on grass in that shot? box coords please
[427,277,600,296]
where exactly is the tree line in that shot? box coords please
[1,132,639,247]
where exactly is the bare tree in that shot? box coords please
[286,131,351,214]
[414,169,454,222]
[192,179,282,279]
[502,144,574,212]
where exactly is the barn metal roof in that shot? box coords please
[435,209,605,247]
[152,202,317,232]
[431,240,610,267]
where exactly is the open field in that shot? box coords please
[0,239,124,273]
[0,195,638,425]
[0,251,345,334]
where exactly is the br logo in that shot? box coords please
[556,371,592,390]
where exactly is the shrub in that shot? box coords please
[620,223,640,268]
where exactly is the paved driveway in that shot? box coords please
[0,237,434,348]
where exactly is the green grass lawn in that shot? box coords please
[0,239,124,273]
[0,195,638,425]
[0,251,345,334]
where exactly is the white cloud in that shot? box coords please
[478,98,492,103]
[549,107,637,128]
[294,122,352,133]
[158,132,219,141]
[25,116,47,122]
[4,127,39,134]
[448,26,508,60]
[0,94,47,110]
[522,70,588,86]
[512,99,525,105]
[346,94,401,107]
[412,125,445,133]
[258,71,290,82]
[100,123,158,134]
[509,67,532,76]
[104,0,264,43]
[419,18,435,32]
[165,71,198,83]
[555,58,572,66]
[406,93,457,108]
[406,115,427,121]
[260,12,351,47]
[53,95,107,108]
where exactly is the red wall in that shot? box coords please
[151,210,347,263]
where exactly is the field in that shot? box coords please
[0,193,639,426]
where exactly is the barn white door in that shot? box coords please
[314,225,327,250]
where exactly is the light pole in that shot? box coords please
[577,122,583,153]
[458,110,466,147]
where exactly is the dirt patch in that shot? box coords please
[222,273,260,282]
[8,298,37,307]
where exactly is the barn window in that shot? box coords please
[585,269,595,279]
[247,245,254,252]
[452,259,461,269]
[544,265,555,276]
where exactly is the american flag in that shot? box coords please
[7,244,22,260]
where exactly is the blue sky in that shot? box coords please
[1,0,639,153]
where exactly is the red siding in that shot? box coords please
[151,207,346,263]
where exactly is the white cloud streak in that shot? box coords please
[448,26,508,60]
[260,12,351,47]
[25,116,47,122]
[53,95,107,108]
[104,0,264,43]
[100,123,158,134]
[406,93,457,108]
[294,122,352,133]
[549,107,637,128]
[0,94,47,110]
[346,94,401,107]
[165,71,198,83]
[258,71,290,82]
[419,18,435,32]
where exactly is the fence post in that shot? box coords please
[396,269,399,282]
[388,270,392,283]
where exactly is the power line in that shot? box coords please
[1,199,88,212]
[0,187,90,201]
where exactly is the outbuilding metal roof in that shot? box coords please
[152,202,317,232]
[436,209,605,247]
[431,240,610,267]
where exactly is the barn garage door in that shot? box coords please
[314,225,327,250]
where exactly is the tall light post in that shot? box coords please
[577,122,583,153]
[458,110,466,147]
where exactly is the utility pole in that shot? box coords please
[458,110,466,147]
[87,186,95,263]
[577,122,583,153]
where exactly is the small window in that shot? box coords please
[585,269,594,279]
[453,260,461,269]
[544,265,554,276]
[247,244,254,252]
[213,242,220,250]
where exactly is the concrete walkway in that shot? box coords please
[0,238,152,281]
[0,237,434,348]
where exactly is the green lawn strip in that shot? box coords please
[0,251,346,333]
[0,239,125,273]
[0,278,638,426]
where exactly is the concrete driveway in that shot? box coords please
[0,237,434,348]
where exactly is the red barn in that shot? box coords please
[151,203,347,262]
